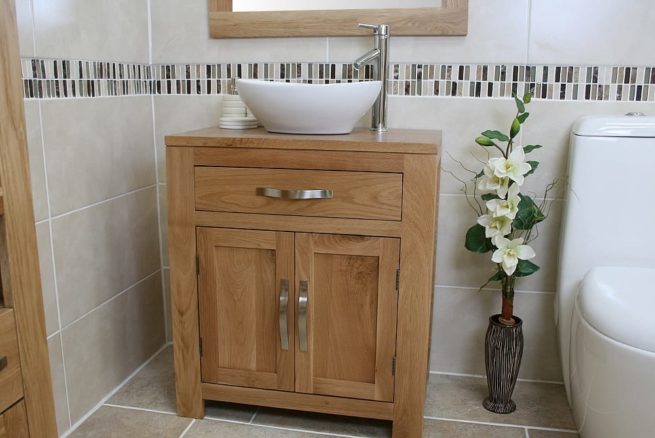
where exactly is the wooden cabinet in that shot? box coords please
[167,127,440,437]
[0,401,29,438]
[0,0,58,435]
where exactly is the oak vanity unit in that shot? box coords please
[167,127,440,437]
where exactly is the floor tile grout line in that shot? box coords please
[424,416,577,433]
[202,416,368,438]
[179,419,195,438]
[524,427,530,438]
[61,343,170,437]
[248,407,259,424]
[103,403,177,416]
[429,370,564,385]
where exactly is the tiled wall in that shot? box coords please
[14,0,655,435]
[16,0,165,435]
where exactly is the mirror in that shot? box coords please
[208,0,468,38]
[232,1,442,12]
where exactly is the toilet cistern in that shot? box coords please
[353,23,389,132]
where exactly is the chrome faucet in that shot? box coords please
[353,23,389,132]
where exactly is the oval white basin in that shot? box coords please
[236,79,381,135]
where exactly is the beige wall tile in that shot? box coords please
[41,97,156,216]
[430,286,562,382]
[521,100,655,197]
[52,187,160,325]
[328,0,529,63]
[62,273,165,424]
[36,222,58,335]
[388,97,547,196]
[47,334,71,435]
[435,194,562,293]
[529,0,655,65]
[33,0,149,62]
[23,100,48,221]
[15,0,35,58]
[150,0,328,63]
[153,96,223,182]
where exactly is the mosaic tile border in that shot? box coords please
[21,58,655,102]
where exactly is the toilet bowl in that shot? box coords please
[557,115,655,437]
[569,267,655,437]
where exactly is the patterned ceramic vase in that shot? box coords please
[483,314,524,414]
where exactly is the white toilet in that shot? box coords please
[557,114,655,437]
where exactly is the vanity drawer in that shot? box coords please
[0,309,23,414]
[195,167,403,220]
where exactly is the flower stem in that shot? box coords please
[500,276,516,325]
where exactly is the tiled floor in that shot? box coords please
[68,346,579,437]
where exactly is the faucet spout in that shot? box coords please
[353,23,389,132]
[353,48,380,70]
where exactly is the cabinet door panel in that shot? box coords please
[295,234,399,402]
[0,400,29,438]
[197,228,294,391]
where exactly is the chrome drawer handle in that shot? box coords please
[256,187,333,200]
[279,279,290,351]
[298,280,308,352]
[0,355,7,371]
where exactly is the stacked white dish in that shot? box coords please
[219,94,258,129]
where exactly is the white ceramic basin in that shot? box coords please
[236,79,381,135]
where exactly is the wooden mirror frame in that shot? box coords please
[208,0,468,38]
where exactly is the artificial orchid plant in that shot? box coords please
[463,93,553,326]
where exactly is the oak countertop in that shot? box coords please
[165,127,441,155]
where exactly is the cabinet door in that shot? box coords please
[0,400,29,438]
[197,228,294,391]
[295,233,400,402]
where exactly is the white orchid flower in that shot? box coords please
[491,237,536,276]
[486,183,521,219]
[489,147,532,185]
[477,214,512,238]
[477,165,510,198]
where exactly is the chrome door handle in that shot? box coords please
[298,280,308,352]
[279,279,289,351]
[0,355,7,371]
[256,187,333,200]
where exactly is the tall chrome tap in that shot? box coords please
[353,23,389,132]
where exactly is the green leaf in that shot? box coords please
[481,193,500,201]
[523,92,532,103]
[525,160,539,176]
[514,96,525,113]
[514,259,540,277]
[465,224,493,253]
[523,144,542,154]
[481,130,509,142]
[510,118,521,138]
[480,270,506,290]
[512,194,545,230]
[517,112,530,123]
[475,136,497,147]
